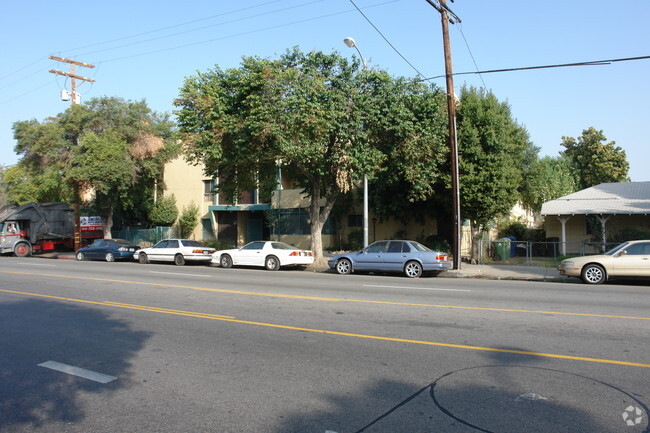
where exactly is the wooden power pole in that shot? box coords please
[426,0,462,270]
[49,56,96,251]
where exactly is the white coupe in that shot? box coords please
[213,241,314,270]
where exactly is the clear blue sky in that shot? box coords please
[2,0,649,180]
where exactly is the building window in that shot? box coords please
[273,209,336,235]
[348,214,362,227]
[203,180,215,203]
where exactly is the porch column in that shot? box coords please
[556,216,570,256]
[596,215,611,247]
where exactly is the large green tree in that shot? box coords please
[11,97,178,236]
[9,119,73,204]
[520,155,579,213]
[365,78,448,225]
[561,127,629,189]
[456,86,536,252]
[176,48,446,260]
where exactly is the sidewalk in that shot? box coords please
[439,263,569,282]
[33,252,570,282]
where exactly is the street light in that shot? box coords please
[343,37,369,247]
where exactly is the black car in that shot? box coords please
[76,239,140,262]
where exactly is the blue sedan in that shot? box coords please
[76,239,140,262]
[328,240,452,278]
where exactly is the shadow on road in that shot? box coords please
[0,298,151,429]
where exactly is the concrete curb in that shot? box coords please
[30,253,570,282]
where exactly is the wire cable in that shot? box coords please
[63,0,285,54]
[456,23,486,88]
[96,1,399,64]
[348,0,426,79]
[72,0,328,58]
[419,55,650,81]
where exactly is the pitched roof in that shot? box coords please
[541,182,650,216]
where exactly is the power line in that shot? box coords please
[96,1,400,64]
[421,55,650,81]
[0,57,48,83]
[455,23,486,89]
[0,80,57,105]
[348,0,426,79]
[71,0,329,58]
[63,0,285,54]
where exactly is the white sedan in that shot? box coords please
[213,241,314,270]
[134,239,215,266]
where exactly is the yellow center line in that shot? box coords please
[0,288,235,320]
[1,270,648,321]
[1,287,649,369]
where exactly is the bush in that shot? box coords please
[204,239,235,250]
[422,235,450,253]
[345,229,364,251]
[149,195,178,226]
[497,219,545,241]
[177,202,199,239]
[609,227,650,242]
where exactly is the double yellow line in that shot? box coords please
[1,270,649,368]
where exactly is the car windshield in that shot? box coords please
[410,241,433,252]
[604,242,628,255]
[271,242,297,250]
[181,240,205,247]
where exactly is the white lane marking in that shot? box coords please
[38,361,117,383]
[149,271,210,278]
[16,262,57,267]
[363,284,470,292]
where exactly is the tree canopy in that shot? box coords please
[456,86,536,228]
[175,48,447,260]
[520,155,579,213]
[11,97,178,235]
[561,127,629,189]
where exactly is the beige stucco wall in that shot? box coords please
[271,188,325,209]
[163,157,210,240]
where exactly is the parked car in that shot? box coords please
[213,241,314,270]
[134,239,215,266]
[328,240,451,278]
[76,239,140,262]
[558,240,650,284]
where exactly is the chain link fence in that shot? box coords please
[112,226,178,248]
[476,239,622,266]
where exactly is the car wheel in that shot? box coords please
[335,258,352,275]
[581,264,606,284]
[404,261,423,278]
[265,255,280,271]
[76,251,85,261]
[14,242,31,257]
[105,252,115,262]
[174,254,185,266]
[138,252,149,264]
[220,254,232,268]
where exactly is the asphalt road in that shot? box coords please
[0,256,649,433]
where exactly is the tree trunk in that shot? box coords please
[103,205,114,239]
[308,181,336,265]
[470,221,480,263]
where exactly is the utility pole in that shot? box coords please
[425,0,462,270]
[49,56,95,106]
[49,56,96,251]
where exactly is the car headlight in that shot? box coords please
[561,261,574,267]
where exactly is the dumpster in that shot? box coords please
[493,238,511,261]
